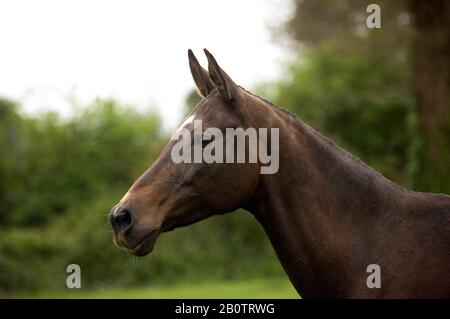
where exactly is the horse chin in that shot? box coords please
[128,230,160,257]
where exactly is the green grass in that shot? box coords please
[15,278,299,299]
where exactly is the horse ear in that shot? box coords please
[188,49,215,97]
[204,49,238,101]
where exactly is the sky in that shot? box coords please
[0,0,292,129]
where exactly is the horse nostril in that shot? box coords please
[112,209,133,233]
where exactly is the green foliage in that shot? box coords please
[0,99,163,227]
[412,129,450,194]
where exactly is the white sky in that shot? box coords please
[0,0,291,129]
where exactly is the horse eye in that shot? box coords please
[202,136,215,148]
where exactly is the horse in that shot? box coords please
[109,49,450,298]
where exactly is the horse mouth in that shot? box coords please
[128,230,160,257]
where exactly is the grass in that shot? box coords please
[15,278,299,299]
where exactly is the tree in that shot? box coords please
[279,0,449,193]
[409,0,450,193]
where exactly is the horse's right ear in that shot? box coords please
[188,49,215,98]
[204,49,239,101]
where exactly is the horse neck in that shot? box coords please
[244,99,406,297]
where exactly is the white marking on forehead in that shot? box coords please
[171,114,196,140]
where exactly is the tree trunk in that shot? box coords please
[410,0,450,193]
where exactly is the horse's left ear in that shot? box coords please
[188,49,215,97]
[204,49,239,101]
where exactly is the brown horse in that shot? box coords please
[109,49,450,298]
